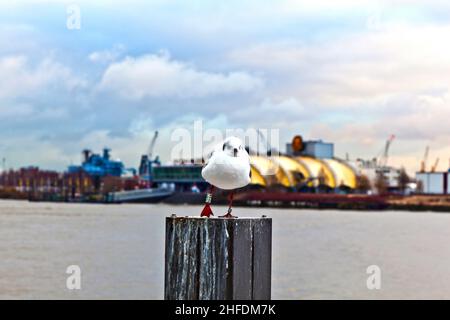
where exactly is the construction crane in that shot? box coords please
[378,134,395,168]
[138,131,160,186]
[420,146,429,173]
[148,131,159,159]
[431,157,440,172]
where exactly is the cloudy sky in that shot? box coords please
[1,0,450,173]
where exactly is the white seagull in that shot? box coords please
[200,136,251,218]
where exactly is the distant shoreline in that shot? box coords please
[1,193,450,213]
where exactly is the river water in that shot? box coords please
[1,200,450,299]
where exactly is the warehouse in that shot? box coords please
[416,172,450,194]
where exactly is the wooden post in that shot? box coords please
[165,215,272,300]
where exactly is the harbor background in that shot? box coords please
[2,199,450,300]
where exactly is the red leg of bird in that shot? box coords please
[220,191,236,218]
[200,185,214,217]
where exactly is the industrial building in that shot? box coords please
[0,166,96,199]
[68,148,129,177]
[286,139,334,159]
[269,136,355,190]
[416,172,450,194]
[151,136,358,192]
[248,155,356,190]
[352,135,404,191]
[354,158,402,190]
[414,145,450,194]
[0,134,402,202]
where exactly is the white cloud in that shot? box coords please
[3,0,450,173]
[227,22,450,172]
[97,52,263,100]
[0,103,34,118]
[229,24,450,108]
[228,97,308,127]
[0,55,85,100]
[88,44,126,63]
[0,135,73,171]
[0,54,86,123]
[308,90,450,174]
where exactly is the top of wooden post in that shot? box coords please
[168,214,271,220]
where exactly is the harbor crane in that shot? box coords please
[148,130,159,160]
[138,131,160,186]
[420,146,429,173]
[377,134,395,168]
[431,157,440,172]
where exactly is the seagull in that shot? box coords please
[200,136,251,218]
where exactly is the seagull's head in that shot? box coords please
[222,136,246,158]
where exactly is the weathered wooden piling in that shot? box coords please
[164,215,272,300]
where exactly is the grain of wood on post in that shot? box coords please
[164,215,272,300]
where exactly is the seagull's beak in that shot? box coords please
[233,148,238,157]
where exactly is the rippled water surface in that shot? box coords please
[1,200,450,299]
